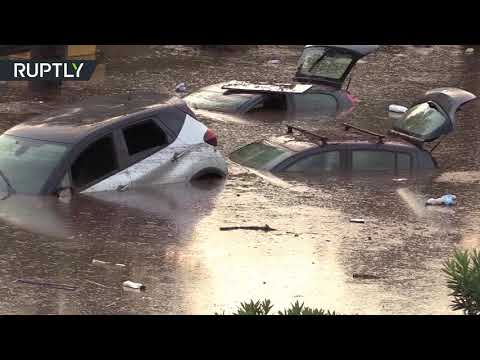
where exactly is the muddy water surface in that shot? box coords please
[0,45,479,314]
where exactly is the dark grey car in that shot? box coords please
[184,45,379,120]
[230,88,477,176]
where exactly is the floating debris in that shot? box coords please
[350,219,365,224]
[16,278,77,291]
[353,274,381,280]
[175,82,188,93]
[388,104,408,113]
[426,194,457,206]
[465,48,475,54]
[86,280,110,289]
[92,259,110,265]
[123,281,146,291]
[220,224,276,232]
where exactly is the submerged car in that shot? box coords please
[184,45,379,120]
[0,95,227,198]
[230,88,476,176]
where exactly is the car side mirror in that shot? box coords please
[56,186,73,202]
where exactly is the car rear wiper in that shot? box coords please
[0,169,14,199]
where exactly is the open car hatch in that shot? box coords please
[294,45,379,89]
[221,81,313,94]
[391,87,477,143]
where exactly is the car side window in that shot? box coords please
[291,93,338,117]
[352,150,395,172]
[71,136,118,189]
[397,153,411,170]
[284,151,340,173]
[122,119,168,156]
[247,94,288,113]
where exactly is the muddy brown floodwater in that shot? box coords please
[0,45,479,314]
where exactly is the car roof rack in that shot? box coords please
[343,123,386,144]
[286,125,328,146]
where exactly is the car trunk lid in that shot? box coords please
[391,87,477,143]
[294,45,379,89]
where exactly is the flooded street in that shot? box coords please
[0,45,479,314]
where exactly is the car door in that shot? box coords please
[81,117,174,193]
[66,132,122,194]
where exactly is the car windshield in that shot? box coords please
[393,102,449,140]
[184,88,262,113]
[297,47,354,80]
[0,134,69,194]
[230,141,291,169]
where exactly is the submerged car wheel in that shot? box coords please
[190,167,226,182]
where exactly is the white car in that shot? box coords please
[0,95,227,198]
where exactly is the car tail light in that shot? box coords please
[203,128,218,146]
[346,92,359,104]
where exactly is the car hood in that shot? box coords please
[294,45,379,89]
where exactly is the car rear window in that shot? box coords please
[393,102,448,140]
[297,47,354,80]
[230,142,291,169]
[184,89,262,113]
[0,134,69,194]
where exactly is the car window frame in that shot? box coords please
[347,148,414,176]
[273,145,348,173]
[117,117,172,166]
[273,144,417,176]
[66,131,122,193]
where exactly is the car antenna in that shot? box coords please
[286,125,328,146]
[343,123,385,144]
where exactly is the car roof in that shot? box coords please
[4,94,180,145]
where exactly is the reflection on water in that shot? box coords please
[0,45,478,314]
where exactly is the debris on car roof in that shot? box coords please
[222,80,313,94]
